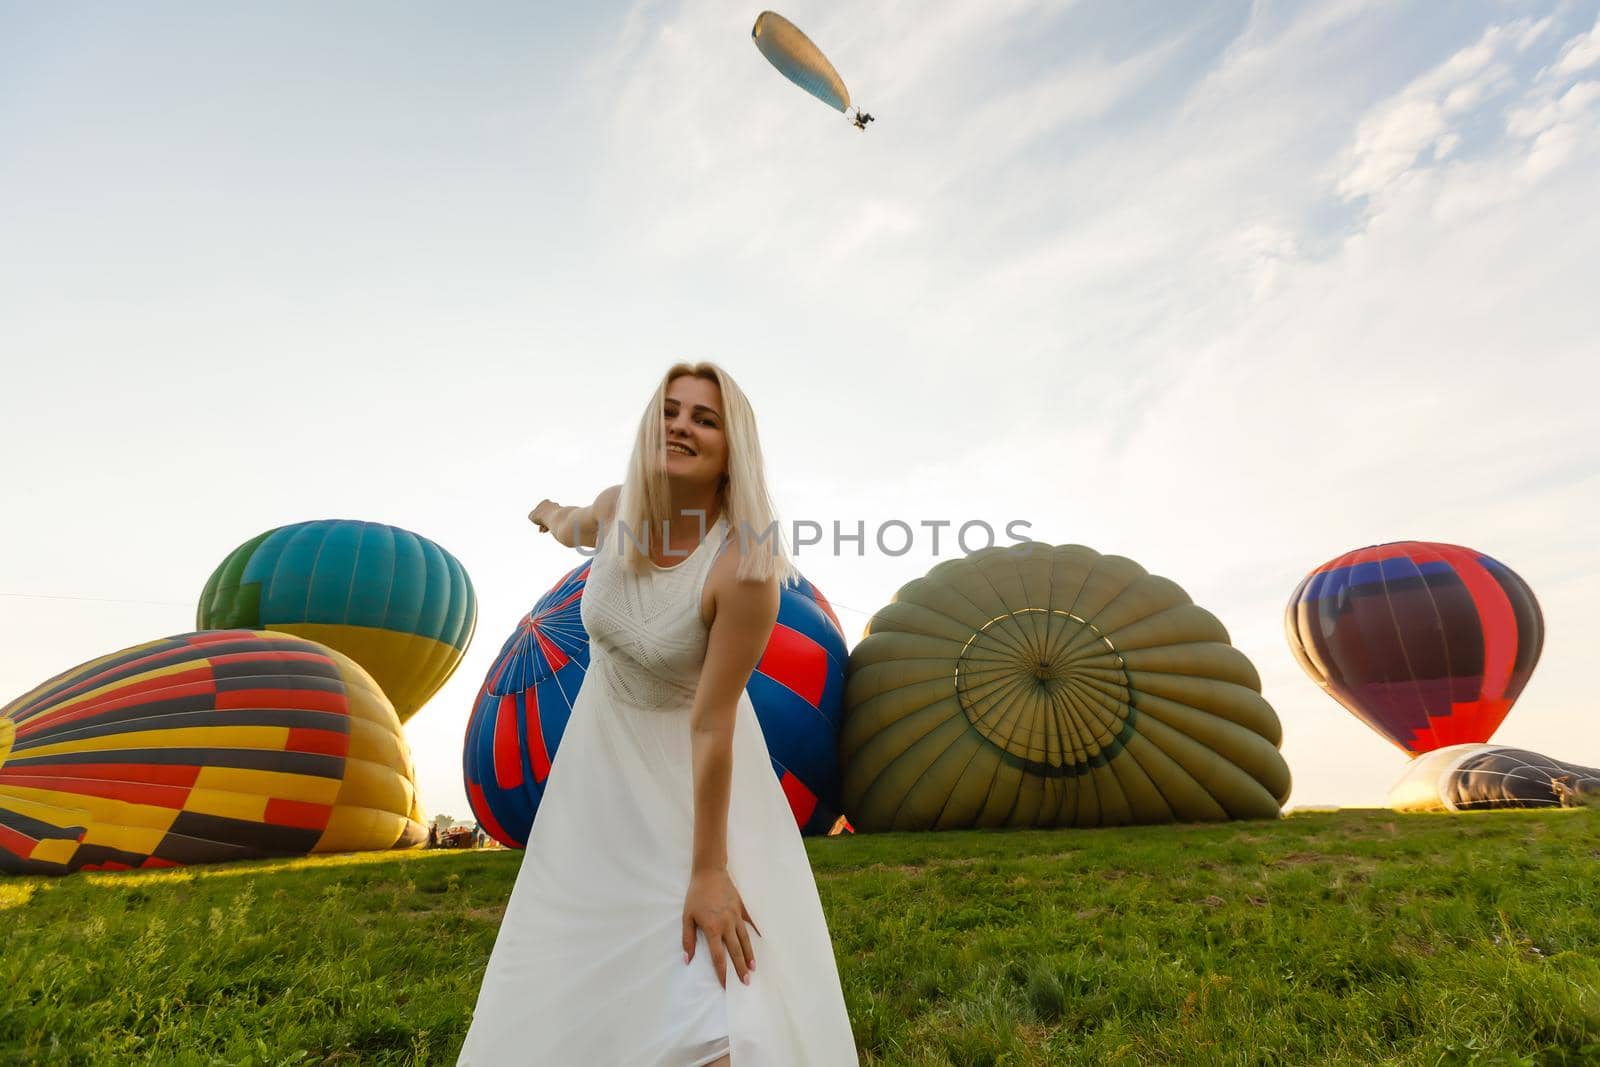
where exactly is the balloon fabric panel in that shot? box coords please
[840,542,1291,832]
[1,630,424,875]
[197,520,477,723]
[1285,542,1543,755]
[1389,744,1600,811]
[462,561,848,846]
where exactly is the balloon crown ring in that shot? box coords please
[953,608,1133,775]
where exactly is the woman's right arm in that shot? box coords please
[529,484,621,548]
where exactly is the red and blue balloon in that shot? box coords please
[1286,541,1543,755]
[463,563,847,845]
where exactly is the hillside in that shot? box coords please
[4,809,1597,1065]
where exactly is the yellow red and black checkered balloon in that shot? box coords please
[0,630,426,875]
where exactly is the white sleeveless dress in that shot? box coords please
[457,517,858,1066]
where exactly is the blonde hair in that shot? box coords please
[615,362,797,585]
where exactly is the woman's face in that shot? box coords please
[662,375,728,491]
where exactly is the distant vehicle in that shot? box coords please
[434,825,477,849]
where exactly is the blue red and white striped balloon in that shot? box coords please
[462,563,847,846]
[462,562,591,848]
[753,572,847,833]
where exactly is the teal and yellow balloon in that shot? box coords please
[198,520,476,723]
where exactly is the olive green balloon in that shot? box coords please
[840,542,1291,831]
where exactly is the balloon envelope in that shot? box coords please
[1285,541,1543,755]
[463,561,848,846]
[1,630,425,875]
[752,11,852,113]
[841,542,1291,832]
[1389,743,1599,811]
[198,519,477,723]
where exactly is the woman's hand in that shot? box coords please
[682,867,762,988]
[528,499,560,533]
[528,487,620,548]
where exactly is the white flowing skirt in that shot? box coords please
[457,656,858,1066]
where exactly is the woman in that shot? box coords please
[458,363,857,1066]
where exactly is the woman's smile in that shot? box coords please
[662,376,726,481]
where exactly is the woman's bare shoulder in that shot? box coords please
[592,484,622,526]
[703,545,780,634]
[706,528,780,598]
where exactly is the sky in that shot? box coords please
[3,0,1598,822]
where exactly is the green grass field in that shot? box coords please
[4,809,1598,1065]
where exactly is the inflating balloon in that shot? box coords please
[1,630,426,875]
[198,519,477,723]
[1285,541,1543,755]
[841,542,1291,831]
[464,560,847,846]
[1389,744,1599,811]
[752,11,873,129]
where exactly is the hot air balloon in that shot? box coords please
[1389,744,1600,811]
[840,542,1291,832]
[198,520,477,723]
[1285,542,1544,755]
[752,11,874,129]
[844,543,1292,831]
[463,560,847,846]
[1,630,426,875]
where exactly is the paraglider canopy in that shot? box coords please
[752,11,873,129]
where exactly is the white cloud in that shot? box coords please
[1561,77,1600,111]
[1338,96,1451,199]
[1330,12,1600,232]
[1334,20,1548,201]
[1516,15,1556,52]
[1508,77,1600,136]
[1550,11,1600,77]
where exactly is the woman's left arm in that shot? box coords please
[681,551,780,988]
